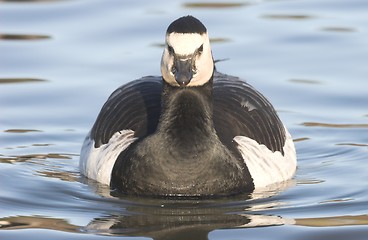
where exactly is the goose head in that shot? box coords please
[161,16,214,87]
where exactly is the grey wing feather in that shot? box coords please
[213,72,286,154]
[91,76,163,148]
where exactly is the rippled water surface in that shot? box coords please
[1,0,368,239]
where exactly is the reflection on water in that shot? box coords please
[0,34,50,41]
[36,168,79,182]
[0,181,294,239]
[0,78,48,84]
[297,179,325,185]
[183,2,249,9]
[0,153,77,163]
[262,14,314,20]
[296,215,368,227]
[4,129,43,133]
[336,143,368,147]
[289,79,322,85]
[1,182,368,239]
[0,0,58,2]
[0,212,288,239]
[1,163,293,238]
[81,211,289,238]
[319,198,353,204]
[0,216,77,233]
[302,122,368,128]
[1,213,367,238]
[293,137,310,142]
[321,27,356,32]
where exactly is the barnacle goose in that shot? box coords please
[80,16,297,198]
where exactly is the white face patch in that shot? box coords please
[161,32,214,87]
[166,33,204,55]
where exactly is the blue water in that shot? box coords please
[1,0,368,239]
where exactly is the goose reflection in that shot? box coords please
[79,179,295,239]
[82,211,291,240]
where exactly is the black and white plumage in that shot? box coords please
[80,16,296,197]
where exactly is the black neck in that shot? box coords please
[158,78,215,153]
[111,75,254,196]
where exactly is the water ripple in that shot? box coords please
[0,0,59,3]
[295,215,368,227]
[262,14,315,20]
[0,34,50,41]
[0,153,77,164]
[183,2,249,9]
[302,122,368,128]
[321,27,356,32]
[289,79,323,85]
[0,78,48,84]
[4,129,43,133]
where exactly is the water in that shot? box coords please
[1,0,368,239]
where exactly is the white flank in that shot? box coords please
[79,130,137,185]
[234,127,297,188]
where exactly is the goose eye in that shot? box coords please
[192,66,197,74]
[192,61,197,74]
[167,45,174,55]
[198,44,203,54]
[171,66,177,75]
